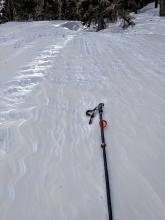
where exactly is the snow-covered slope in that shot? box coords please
[0,3,165,220]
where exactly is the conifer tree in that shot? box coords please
[78,0,134,31]
[61,0,78,20]
[42,0,59,20]
[2,0,163,26]
[0,0,6,22]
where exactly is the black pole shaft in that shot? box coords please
[99,111,113,220]
[103,147,113,220]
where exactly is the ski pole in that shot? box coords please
[86,103,113,220]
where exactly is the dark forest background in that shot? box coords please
[0,0,165,30]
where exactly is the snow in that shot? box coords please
[0,3,165,220]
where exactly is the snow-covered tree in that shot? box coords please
[0,0,5,21]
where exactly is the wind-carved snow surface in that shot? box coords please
[0,32,74,111]
[0,4,165,220]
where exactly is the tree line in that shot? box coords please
[1,0,78,21]
[0,0,165,30]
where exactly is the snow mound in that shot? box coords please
[139,2,159,16]
[102,2,164,35]
[61,21,82,31]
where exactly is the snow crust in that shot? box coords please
[0,3,165,220]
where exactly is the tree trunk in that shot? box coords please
[7,0,16,20]
[160,0,165,16]
[155,0,158,8]
[35,0,44,19]
[97,16,106,31]
[58,0,62,19]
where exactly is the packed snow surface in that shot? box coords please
[0,3,165,220]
